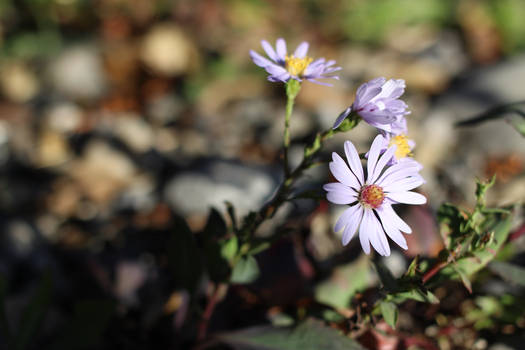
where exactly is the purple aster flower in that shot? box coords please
[333,77,410,131]
[375,133,420,168]
[323,135,426,256]
[250,38,341,85]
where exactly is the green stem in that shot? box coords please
[283,80,301,177]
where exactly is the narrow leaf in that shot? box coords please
[231,255,259,284]
[380,301,398,329]
[218,318,366,350]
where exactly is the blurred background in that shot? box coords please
[0,0,525,349]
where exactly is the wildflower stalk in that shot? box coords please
[238,115,360,244]
[283,80,301,177]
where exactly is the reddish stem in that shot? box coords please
[197,283,227,341]
[422,261,448,284]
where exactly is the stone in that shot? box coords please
[48,45,107,100]
[164,160,276,217]
[140,23,199,76]
[0,61,40,102]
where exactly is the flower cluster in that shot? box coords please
[324,135,425,256]
[325,78,425,256]
[250,38,341,85]
[250,39,425,256]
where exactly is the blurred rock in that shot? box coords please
[113,115,155,153]
[67,141,137,204]
[45,103,84,134]
[7,220,36,257]
[420,54,525,204]
[140,23,199,76]
[115,261,147,306]
[0,61,40,102]
[164,160,276,216]
[48,45,107,100]
[37,129,72,167]
[146,93,183,125]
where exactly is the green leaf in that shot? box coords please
[167,216,203,292]
[51,300,115,350]
[220,236,238,262]
[432,214,513,286]
[14,271,52,350]
[452,264,472,293]
[217,318,366,350]
[315,255,373,309]
[489,261,525,287]
[231,255,259,284]
[475,176,496,209]
[390,288,439,305]
[380,301,398,329]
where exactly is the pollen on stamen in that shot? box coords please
[285,55,313,77]
[359,184,385,209]
[389,134,412,160]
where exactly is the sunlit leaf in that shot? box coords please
[217,318,366,350]
[315,255,374,309]
[380,301,398,329]
[231,255,259,284]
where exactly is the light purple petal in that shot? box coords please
[329,152,361,189]
[326,191,356,205]
[381,204,412,233]
[341,205,364,245]
[376,206,408,249]
[323,182,358,199]
[383,177,424,192]
[267,73,291,82]
[366,135,384,183]
[306,79,333,86]
[333,107,351,129]
[334,204,359,232]
[294,41,309,58]
[261,40,279,62]
[387,191,426,205]
[344,140,364,185]
[250,50,274,67]
[276,38,287,61]
[370,144,396,184]
[355,86,381,108]
[265,64,288,76]
[359,208,374,254]
[367,213,390,256]
[376,162,422,187]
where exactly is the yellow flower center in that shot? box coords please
[389,134,412,160]
[285,55,313,76]
[359,184,385,209]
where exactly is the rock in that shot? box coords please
[36,129,72,167]
[164,160,276,217]
[112,115,155,153]
[67,141,137,204]
[48,45,107,100]
[7,221,36,257]
[146,93,183,125]
[140,23,199,76]
[45,103,84,134]
[115,261,147,306]
[419,54,525,205]
[0,61,40,102]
